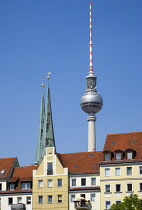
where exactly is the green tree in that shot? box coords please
[110,194,142,210]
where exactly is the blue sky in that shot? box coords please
[0,0,142,166]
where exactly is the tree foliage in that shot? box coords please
[110,194,142,210]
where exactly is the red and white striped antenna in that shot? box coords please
[89,2,94,75]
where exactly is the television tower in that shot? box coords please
[80,2,103,152]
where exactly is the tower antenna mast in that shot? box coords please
[89,2,93,75]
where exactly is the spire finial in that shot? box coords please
[47,72,51,80]
[89,2,93,75]
[42,78,44,87]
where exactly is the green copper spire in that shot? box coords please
[35,85,45,164]
[43,81,56,149]
[35,77,56,164]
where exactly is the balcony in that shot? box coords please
[11,203,26,210]
[74,199,91,210]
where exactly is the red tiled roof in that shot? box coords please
[11,166,38,180]
[103,131,142,161]
[9,177,19,182]
[0,157,18,179]
[57,151,103,174]
[8,165,38,191]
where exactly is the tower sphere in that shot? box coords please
[80,90,103,114]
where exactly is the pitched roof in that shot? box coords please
[8,165,38,191]
[0,157,18,179]
[103,131,142,160]
[9,165,38,181]
[57,151,103,174]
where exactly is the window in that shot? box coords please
[21,182,31,189]
[139,166,142,174]
[116,184,121,192]
[91,178,96,186]
[127,167,132,175]
[105,168,110,177]
[90,194,95,202]
[17,197,22,204]
[106,201,111,209]
[139,183,142,191]
[8,197,13,205]
[105,185,110,193]
[115,168,121,176]
[9,183,15,190]
[127,183,132,192]
[81,178,86,186]
[80,194,85,198]
[47,162,53,175]
[104,153,111,161]
[116,153,121,160]
[48,179,53,188]
[71,179,76,186]
[57,195,62,203]
[0,183,2,191]
[48,195,52,203]
[0,170,5,175]
[26,197,31,204]
[127,152,132,159]
[38,180,43,188]
[38,196,43,204]
[116,201,121,204]
[57,179,62,187]
[71,195,75,202]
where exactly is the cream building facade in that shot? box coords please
[100,132,142,210]
[69,173,100,210]
[32,147,68,210]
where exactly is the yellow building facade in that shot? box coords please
[32,147,68,210]
[100,163,142,209]
[100,132,142,210]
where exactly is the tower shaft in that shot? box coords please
[87,113,96,151]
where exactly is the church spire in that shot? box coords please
[43,76,56,150]
[35,74,55,165]
[35,83,45,164]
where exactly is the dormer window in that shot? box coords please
[105,153,111,161]
[104,151,112,161]
[9,183,15,190]
[127,152,132,159]
[125,149,136,159]
[116,153,121,160]
[21,182,31,189]
[114,150,123,160]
